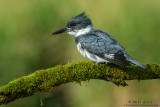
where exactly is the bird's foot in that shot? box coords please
[95,62,99,65]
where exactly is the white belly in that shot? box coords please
[77,43,108,63]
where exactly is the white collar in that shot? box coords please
[67,25,92,37]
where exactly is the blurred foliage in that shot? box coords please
[0,0,160,107]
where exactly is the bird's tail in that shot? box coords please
[128,59,146,69]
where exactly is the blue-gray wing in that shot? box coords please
[76,30,131,67]
[78,30,124,54]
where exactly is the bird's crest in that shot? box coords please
[75,12,87,18]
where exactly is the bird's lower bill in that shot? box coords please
[52,28,68,35]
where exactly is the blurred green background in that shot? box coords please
[0,0,160,107]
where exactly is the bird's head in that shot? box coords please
[52,12,92,36]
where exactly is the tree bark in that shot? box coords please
[0,61,159,105]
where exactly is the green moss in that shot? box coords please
[0,61,160,105]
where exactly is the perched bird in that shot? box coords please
[52,12,146,68]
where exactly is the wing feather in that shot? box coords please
[76,30,131,67]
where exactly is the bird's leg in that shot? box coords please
[95,62,99,65]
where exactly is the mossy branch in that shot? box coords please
[0,61,160,105]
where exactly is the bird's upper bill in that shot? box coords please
[52,27,68,35]
[52,12,92,35]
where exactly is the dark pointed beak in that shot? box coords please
[52,27,68,35]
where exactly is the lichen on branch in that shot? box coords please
[0,61,160,105]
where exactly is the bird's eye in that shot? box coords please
[68,25,71,28]
[71,23,76,26]
[68,23,76,28]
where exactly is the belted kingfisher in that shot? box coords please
[52,12,146,68]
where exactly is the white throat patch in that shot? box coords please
[67,25,92,37]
